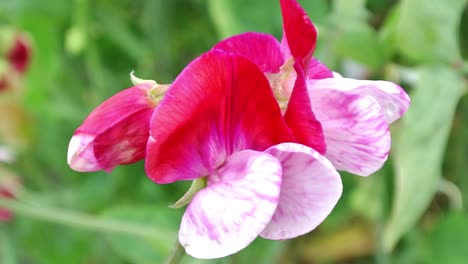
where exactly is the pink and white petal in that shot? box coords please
[68,83,156,172]
[310,88,391,176]
[146,50,293,184]
[179,150,282,259]
[284,62,326,154]
[260,143,342,239]
[213,32,284,73]
[280,0,317,64]
[307,78,410,124]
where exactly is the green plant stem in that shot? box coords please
[0,197,175,241]
[163,240,185,264]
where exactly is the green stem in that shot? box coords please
[0,197,175,241]
[163,240,185,264]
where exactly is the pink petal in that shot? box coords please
[68,83,156,172]
[145,50,293,184]
[309,88,391,176]
[307,58,334,79]
[307,78,410,124]
[280,0,317,65]
[284,62,326,154]
[179,150,282,259]
[260,143,342,239]
[213,32,284,73]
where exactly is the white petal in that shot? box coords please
[260,143,342,239]
[179,150,282,259]
[310,88,391,176]
[307,77,410,124]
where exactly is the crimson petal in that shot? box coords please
[145,50,293,184]
[213,32,284,73]
[280,0,317,65]
[284,62,326,154]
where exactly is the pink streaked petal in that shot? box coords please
[310,88,391,176]
[213,32,284,73]
[179,150,282,259]
[307,78,410,124]
[307,58,334,80]
[260,143,342,239]
[146,50,293,184]
[68,83,156,172]
[280,0,317,64]
[284,62,326,154]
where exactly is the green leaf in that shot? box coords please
[332,20,386,69]
[383,66,466,251]
[207,0,329,39]
[379,5,400,61]
[428,212,468,264]
[101,206,181,264]
[16,220,96,264]
[333,0,368,20]
[207,0,281,38]
[395,0,467,63]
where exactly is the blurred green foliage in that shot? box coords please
[0,0,467,263]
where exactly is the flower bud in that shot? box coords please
[68,81,167,172]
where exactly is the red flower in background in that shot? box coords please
[7,35,31,74]
[0,188,14,221]
[0,173,21,222]
[0,31,31,91]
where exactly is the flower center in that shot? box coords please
[266,57,297,111]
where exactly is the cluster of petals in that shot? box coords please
[214,0,410,176]
[67,0,410,259]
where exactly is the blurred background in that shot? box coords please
[0,0,467,263]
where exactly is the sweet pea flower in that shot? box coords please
[214,0,410,176]
[145,50,342,258]
[67,78,169,172]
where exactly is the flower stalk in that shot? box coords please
[0,197,175,241]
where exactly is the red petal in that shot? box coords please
[145,50,293,184]
[213,32,284,73]
[69,83,156,171]
[284,62,326,154]
[280,0,317,65]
